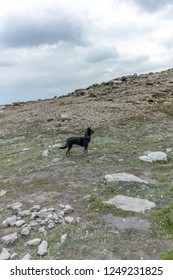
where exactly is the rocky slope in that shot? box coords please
[1,68,173,260]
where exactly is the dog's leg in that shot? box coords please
[66,144,72,157]
[84,146,88,156]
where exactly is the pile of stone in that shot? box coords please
[0,202,76,259]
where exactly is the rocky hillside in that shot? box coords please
[1,68,173,260]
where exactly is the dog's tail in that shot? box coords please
[59,143,67,149]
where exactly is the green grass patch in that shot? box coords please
[150,203,173,239]
[161,250,173,260]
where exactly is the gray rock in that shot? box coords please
[104,173,148,184]
[0,248,11,260]
[64,216,75,224]
[64,204,73,214]
[37,208,48,218]
[26,238,41,246]
[30,212,38,220]
[15,220,26,227]
[104,214,151,231]
[39,227,48,236]
[58,203,65,209]
[1,232,18,245]
[21,227,31,237]
[30,205,41,212]
[47,222,55,229]
[37,240,48,256]
[105,195,156,213]
[139,151,167,162]
[52,212,59,220]
[21,253,31,260]
[18,210,31,217]
[7,202,22,211]
[29,221,39,228]
[3,215,17,227]
[10,253,18,259]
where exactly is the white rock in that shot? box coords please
[4,215,17,227]
[61,234,67,244]
[37,240,48,256]
[64,216,75,224]
[18,210,31,217]
[166,148,172,153]
[21,253,31,260]
[51,143,62,149]
[26,238,41,246]
[1,232,18,245]
[105,195,156,213]
[30,205,41,212]
[15,220,26,227]
[21,227,31,237]
[105,173,148,184]
[42,149,49,157]
[139,151,167,162]
[7,202,22,211]
[0,248,11,260]
[0,189,7,196]
[10,253,18,259]
[47,222,55,229]
[64,204,73,214]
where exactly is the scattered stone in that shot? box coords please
[37,208,48,218]
[0,248,11,260]
[1,232,18,246]
[64,204,73,214]
[42,149,49,157]
[47,222,56,229]
[104,173,148,184]
[166,148,172,153]
[15,220,26,227]
[3,215,17,227]
[7,202,22,211]
[30,212,38,220]
[59,211,64,217]
[37,240,48,256]
[104,214,151,231]
[18,210,31,217]
[26,238,41,246]
[139,151,167,162]
[51,143,62,149]
[105,195,156,213]
[30,205,41,212]
[0,189,7,196]
[58,203,66,209]
[21,253,31,260]
[21,227,31,237]
[61,234,67,244]
[64,216,75,224]
[10,253,18,259]
[29,221,39,228]
[39,227,48,236]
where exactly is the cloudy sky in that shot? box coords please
[0,0,173,105]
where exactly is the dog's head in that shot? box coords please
[85,127,94,136]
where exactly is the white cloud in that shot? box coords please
[0,0,173,104]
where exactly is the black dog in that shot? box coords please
[60,127,94,156]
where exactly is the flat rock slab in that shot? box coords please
[105,173,148,184]
[103,214,151,231]
[105,195,156,213]
[139,151,167,162]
